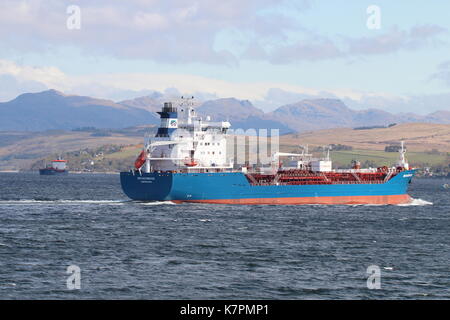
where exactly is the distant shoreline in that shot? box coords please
[0,170,120,175]
[0,170,447,179]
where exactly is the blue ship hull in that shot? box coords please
[120,170,415,205]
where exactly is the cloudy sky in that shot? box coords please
[0,0,449,114]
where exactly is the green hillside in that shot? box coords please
[329,149,448,168]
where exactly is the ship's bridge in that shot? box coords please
[144,98,233,172]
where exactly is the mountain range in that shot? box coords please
[0,89,449,133]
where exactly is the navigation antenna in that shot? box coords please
[322,145,331,161]
[180,95,195,108]
[397,141,409,170]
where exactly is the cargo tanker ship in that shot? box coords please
[39,159,68,175]
[120,98,415,205]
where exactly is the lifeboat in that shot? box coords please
[134,150,147,169]
[184,157,198,167]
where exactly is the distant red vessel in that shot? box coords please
[39,159,68,175]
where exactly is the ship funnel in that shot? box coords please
[156,102,178,137]
[162,102,177,113]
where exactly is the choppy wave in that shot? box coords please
[397,198,433,206]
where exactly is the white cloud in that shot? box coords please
[132,12,169,30]
[431,60,450,87]
[0,59,369,103]
[0,74,47,101]
[346,24,447,56]
[0,1,445,65]
[0,0,295,64]
[4,63,65,85]
[243,24,447,64]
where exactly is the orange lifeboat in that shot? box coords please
[134,150,147,169]
[184,157,198,167]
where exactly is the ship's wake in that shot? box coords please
[397,198,433,206]
[349,197,433,207]
[0,199,177,206]
[134,201,176,205]
[0,199,126,205]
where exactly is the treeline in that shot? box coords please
[354,123,397,130]
[72,126,156,137]
[385,145,402,152]
[72,127,112,137]
[312,144,353,152]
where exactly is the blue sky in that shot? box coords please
[0,0,449,114]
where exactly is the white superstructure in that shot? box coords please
[51,160,67,170]
[135,98,411,175]
[143,97,232,172]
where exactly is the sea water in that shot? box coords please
[0,172,448,299]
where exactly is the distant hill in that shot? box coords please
[196,98,293,134]
[281,123,450,152]
[0,90,158,131]
[0,126,155,170]
[267,99,450,132]
[118,92,165,113]
[197,98,264,120]
[268,99,355,131]
[0,90,449,132]
[120,96,293,134]
[0,123,448,171]
[120,94,450,133]
[424,110,450,124]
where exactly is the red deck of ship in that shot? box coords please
[246,169,397,186]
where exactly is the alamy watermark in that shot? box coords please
[228,128,279,166]
[366,5,381,30]
[366,265,381,289]
[66,265,81,290]
[66,5,81,30]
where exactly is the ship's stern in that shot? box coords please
[120,171,173,201]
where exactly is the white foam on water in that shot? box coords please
[0,200,45,203]
[57,200,125,204]
[137,201,176,205]
[350,203,386,207]
[397,198,433,206]
[349,198,433,207]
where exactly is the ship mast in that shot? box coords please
[397,141,409,170]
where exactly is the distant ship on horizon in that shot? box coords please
[39,158,68,175]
